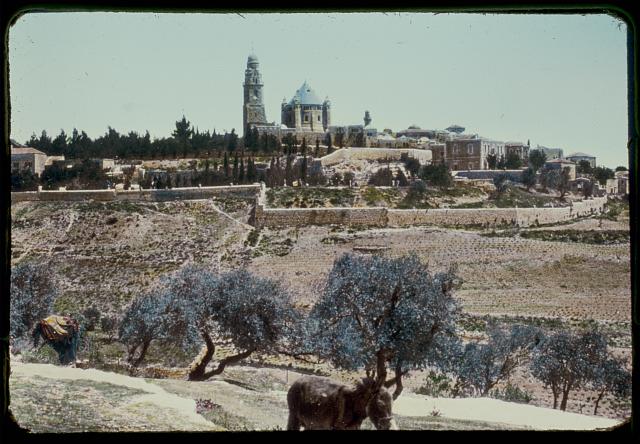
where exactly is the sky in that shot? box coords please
[9,11,629,168]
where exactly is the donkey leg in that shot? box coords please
[287,411,301,430]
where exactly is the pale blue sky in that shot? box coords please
[9,12,628,167]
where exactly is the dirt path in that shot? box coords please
[393,393,622,431]
[11,362,217,431]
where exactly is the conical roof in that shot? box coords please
[290,81,323,105]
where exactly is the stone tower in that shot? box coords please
[243,54,268,136]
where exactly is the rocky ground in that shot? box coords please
[9,194,631,425]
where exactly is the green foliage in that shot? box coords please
[531,329,610,411]
[520,229,629,244]
[577,160,593,174]
[521,167,536,191]
[403,156,421,177]
[528,149,547,172]
[505,152,523,169]
[486,153,498,170]
[419,164,453,189]
[368,167,393,186]
[489,383,532,404]
[245,229,260,247]
[10,261,58,341]
[307,253,461,393]
[11,169,39,191]
[415,371,455,398]
[593,166,614,186]
[455,323,543,396]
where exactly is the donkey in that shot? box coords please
[286,375,398,430]
[32,315,80,365]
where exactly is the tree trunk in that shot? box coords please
[187,330,215,381]
[132,340,151,368]
[551,385,559,410]
[201,348,255,380]
[391,365,404,400]
[560,384,572,411]
[374,349,388,391]
[593,390,605,415]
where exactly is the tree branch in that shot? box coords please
[203,348,255,379]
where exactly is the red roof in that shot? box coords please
[11,147,46,155]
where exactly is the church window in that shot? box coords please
[318,116,321,121]
[467,144,473,154]
[304,115,309,122]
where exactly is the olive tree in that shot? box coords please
[10,262,58,342]
[590,356,631,415]
[455,323,543,396]
[531,329,608,411]
[308,253,461,399]
[118,289,175,367]
[160,265,297,381]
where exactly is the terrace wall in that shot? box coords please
[11,185,261,203]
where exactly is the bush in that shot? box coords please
[368,167,393,186]
[82,306,101,332]
[10,261,58,341]
[490,383,532,404]
[415,371,455,398]
[100,315,119,339]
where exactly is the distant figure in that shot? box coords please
[32,315,81,365]
[287,376,397,430]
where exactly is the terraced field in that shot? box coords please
[10,196,631,421]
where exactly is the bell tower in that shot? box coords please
[243,54,268,136]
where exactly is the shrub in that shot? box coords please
[82,306,101,332]
[415,371,455,398]
[10,261,58,342]
[490,383,533,404]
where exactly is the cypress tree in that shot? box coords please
[223,152,230,178]
[232,153,239,182]
[239,157,245,183]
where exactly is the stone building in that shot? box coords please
[505,141,530,162]
[544,158,576,180]
[243,54,271,135]
[281,81,331,132]
[243,55,329,144]
[10,140,48,176]
[537,145,564,160]
[565,152,596,168]
[437,137,505,170]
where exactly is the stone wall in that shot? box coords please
[11,185,261,203]
[255,182,607,228]
[254,206,388,229]
[387,208,519,228]
[319,147,432,167]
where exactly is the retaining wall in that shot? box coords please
[256,190,607,229]
[319,147,432,167]
[11,185,261,203]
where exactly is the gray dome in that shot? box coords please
[290,81,323,105]
[248,54,259,65]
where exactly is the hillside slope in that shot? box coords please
[9,362,622,432]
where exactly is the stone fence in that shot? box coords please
[11,185,261,203]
